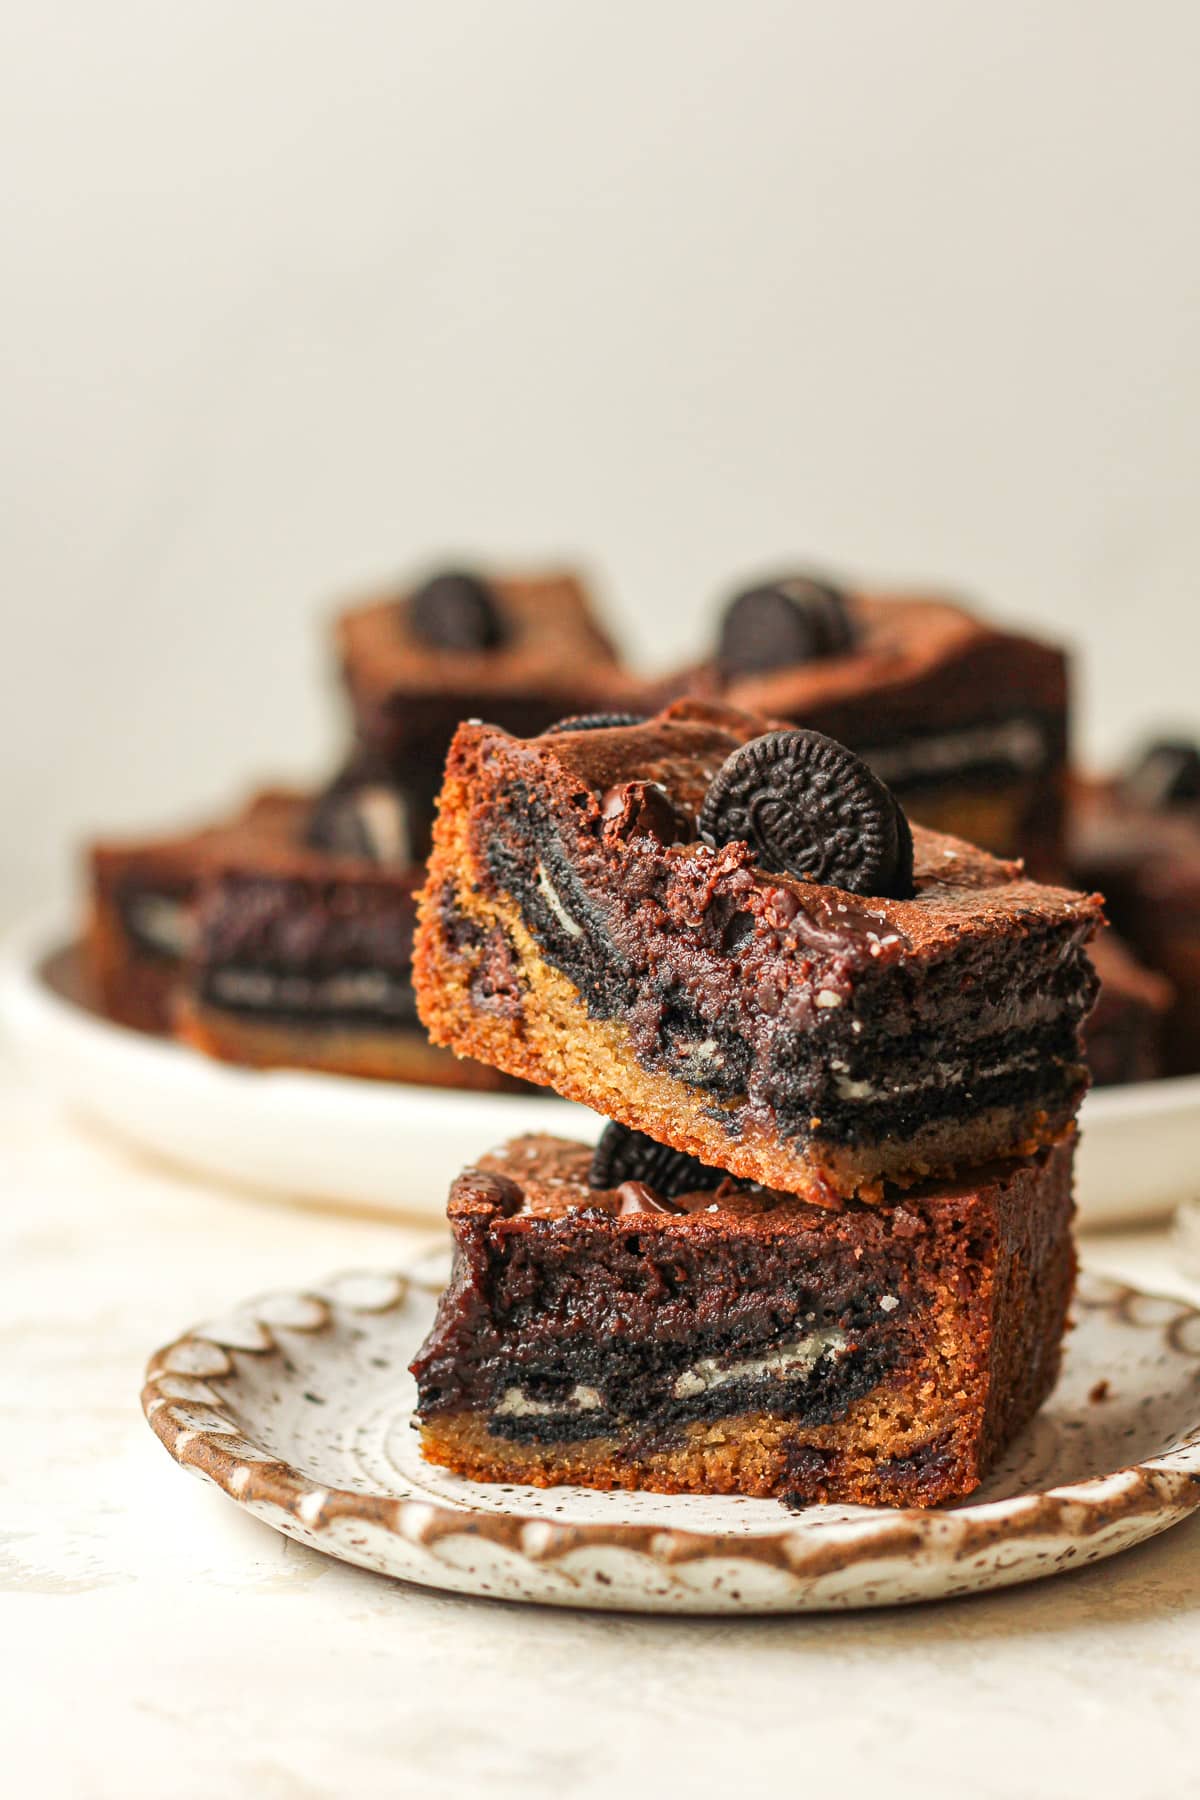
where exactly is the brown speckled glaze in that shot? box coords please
[141,1264,1200,1614]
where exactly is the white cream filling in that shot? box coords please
[210,968,402,1011]
[494,1383,602,1419]
[493,1331,848,1421]
[127,894,193,958]
[830,1045,1047,1103]
[864,717,1046,785]
[535,861,584,938]
[671,1330,847,1400]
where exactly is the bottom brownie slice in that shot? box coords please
[411,1133,1076,1508]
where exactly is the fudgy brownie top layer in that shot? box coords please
[336,569,626,701]
[481,698,1098,963]
[451,1133,1063,1235]
[698,592,1068,743]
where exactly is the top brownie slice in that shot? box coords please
[414,700,1103,1206]
[335,566,639,783]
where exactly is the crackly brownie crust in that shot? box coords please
[412,1134,1077,1507]
[688,589,1070,875]
[413,700,1102,1205]
[336,568,639,779]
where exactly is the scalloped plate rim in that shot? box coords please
[140,1263,1200,1613]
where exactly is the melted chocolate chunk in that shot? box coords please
[717,576,856,680]
[547,712,647,733]
[305,781,411,866]
[588,1122,724,1200]
[699,728,915,900]
[1124,739,1200,808]
[600,780,693,846]
[407,569,505,651]
[615,1180,685,1217]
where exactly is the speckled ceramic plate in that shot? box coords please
[142,1263,1200,1613]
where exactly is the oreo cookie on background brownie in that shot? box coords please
[410,1132,1078,1508]
[413,698,1103,1207]
[334,564,644,784]
[687,569,1070,876]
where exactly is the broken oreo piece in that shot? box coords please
[305,781,412,866]
[547,712,646,733]
[588,1122,724,1200]
[699,728,915,900]
[717,575,856,680]
[1124,739,1200,809]
[407,569,505,652]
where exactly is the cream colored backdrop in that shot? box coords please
[3,0,1199,913]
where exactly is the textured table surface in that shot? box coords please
[4,1054,1199,1800]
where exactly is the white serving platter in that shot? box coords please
[4,909,1198,1228]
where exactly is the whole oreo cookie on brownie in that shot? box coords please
[413,699,1103,1207]
[410,1132,1078,1507]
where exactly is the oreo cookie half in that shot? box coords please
[699,728,915,899]
[407,569,505,652]
[588,1122,724,1200]
[547,712,646,733]
[717,575,856,680]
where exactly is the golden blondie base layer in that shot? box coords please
[419,1379,1038,1510]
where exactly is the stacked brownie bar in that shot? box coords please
[410,700,1103,1506]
